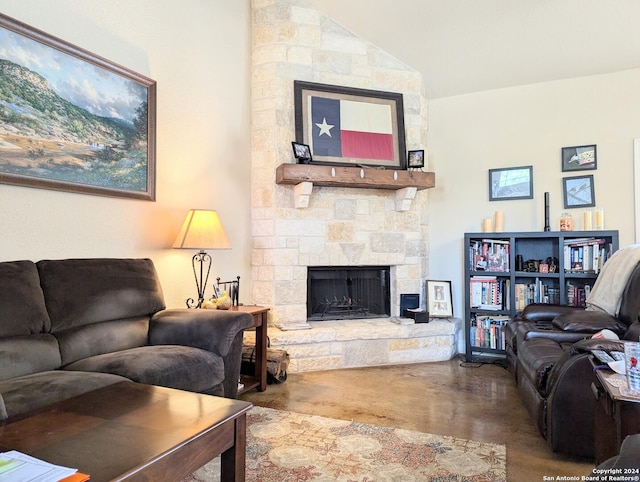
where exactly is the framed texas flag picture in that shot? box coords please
[294,81,406,169]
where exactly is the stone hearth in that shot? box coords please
[248,318,461,373]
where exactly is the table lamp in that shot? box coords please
[173,209,231,308]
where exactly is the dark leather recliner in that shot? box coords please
[504,261,640,459]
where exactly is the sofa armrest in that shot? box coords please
[624,321,640,341]
[149,309,254,357]
[552,311,627,335]
[0,392,6,420]
[514,303,582,323]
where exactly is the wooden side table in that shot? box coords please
[592,367,640,464]
[231,305,269,394]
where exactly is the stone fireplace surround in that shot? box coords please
[248,0,461,371]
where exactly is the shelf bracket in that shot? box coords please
[395,186,418,211]
[293,181,313,208]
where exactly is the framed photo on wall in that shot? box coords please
[426,280,453,318]
[561,145,597,172]
[0,13,157,201]
[563,174,595,208]
[294,80,406,169]
[488,166,533,201]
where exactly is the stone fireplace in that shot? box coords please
[247,0,461,371]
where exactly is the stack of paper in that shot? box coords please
[0,451,89,481]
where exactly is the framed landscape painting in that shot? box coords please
[0,14,156,200]
[294,80,406,169]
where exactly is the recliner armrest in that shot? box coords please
[552,311,626,335]
[0,392,6,420]
[149,309,254,356]
[514,303,583,323]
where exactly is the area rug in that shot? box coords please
[184,406,506,482]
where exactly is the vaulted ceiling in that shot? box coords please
[309,0,640,98]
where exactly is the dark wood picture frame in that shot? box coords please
[426,279,453,318]
[488,165,533,201]
[563,174,595,208]
[0,13,156,201]
[562,144,597,172]
[294,80,406,169]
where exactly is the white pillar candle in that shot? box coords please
[583,210,592,230]
[482,218,493,232]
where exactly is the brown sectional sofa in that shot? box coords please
[504,261,640,459]
[0,258,254,421]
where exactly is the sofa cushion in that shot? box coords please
[0,370,129,420]
[63,345,225,393]
[552,311,626,334]
[55,317,149,366]
[37,258,165,332]
[0,334,61,381]
[0,260,51,337]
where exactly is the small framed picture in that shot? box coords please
[563,174,595,208]
[562,144,597,172]
[291,142,312,163]
[426,280,453,318]
[488,165,533,201]
[407,149,425,168]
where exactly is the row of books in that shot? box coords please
[514,281,561,310]
[563,237,613,274]
[566,281,591,307]
[469,276,509,310]
[469,239,510,272]
[469,315,510,350]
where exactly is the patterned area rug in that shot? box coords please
[184,406,506,482]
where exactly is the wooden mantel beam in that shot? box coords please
[275,163,435,191]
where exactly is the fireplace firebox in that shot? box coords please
[307,266,390,321]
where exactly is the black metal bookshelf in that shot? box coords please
[464,230,619,362]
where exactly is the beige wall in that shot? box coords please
[0,0,252,308]
[428,69,640,326]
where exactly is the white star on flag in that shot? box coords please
[315,117,334,137]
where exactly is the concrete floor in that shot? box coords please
[240,356,595,481]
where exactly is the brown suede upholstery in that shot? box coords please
[0,258,254,421]
[505,261,640,459]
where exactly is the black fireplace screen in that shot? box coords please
[307,266,390,321]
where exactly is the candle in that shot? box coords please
[583,210,592,230]
[494,211,504,232]
[594,208,604,230]
[482,218,493,232]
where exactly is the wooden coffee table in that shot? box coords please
[0,382,252,481]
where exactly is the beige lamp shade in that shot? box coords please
[172,209,231,250]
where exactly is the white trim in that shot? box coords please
[634,139,640,243]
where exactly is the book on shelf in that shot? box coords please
[470,315,511,350]
[469,276,509,310]
[563,237,613,274]
[469,239,510,272]
[566,281,590,307]
[514,279,560,309]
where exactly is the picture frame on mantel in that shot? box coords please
[294,80,407,169]
[0,13,157,201]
